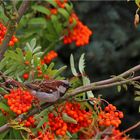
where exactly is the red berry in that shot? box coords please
[23,73,29,80]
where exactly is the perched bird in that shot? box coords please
[25,79,70,102]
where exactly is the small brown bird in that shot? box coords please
[25,80,70,102]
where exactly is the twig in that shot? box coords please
[63,76,140,100]
[93,64,140,86]
[94,126,113,139]
[0,0,31,61]
[114,121,140,138]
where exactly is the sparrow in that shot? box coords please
[25,79,70,102]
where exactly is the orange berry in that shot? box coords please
[24,61,30,65]
[23,73,29,80]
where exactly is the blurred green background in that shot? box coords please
[58,1,140,138]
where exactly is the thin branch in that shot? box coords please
[121,121,140,135]
[63,76,140,100]
[0,0,31,61]
[93,64,140,86]
[114,121,140,138]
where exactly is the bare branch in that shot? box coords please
[114,121,140,138]
[64,76,140,99]
[93,64,140,86]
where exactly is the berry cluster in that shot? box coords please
[4,88,34,115]
[0,22,18,46]
[64,102,92,133]
[47,102,92,136]
[63,13,92,47]
[23,116,35,127]
[43,50,58,64]
[45,0,92,47]
[48,113,67,136]
[98,104,124,128]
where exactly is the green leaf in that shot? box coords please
[16,48,24,59]
[37,117,47,128]
[0,130,9,139]
[26,42,32,52]
[32,5,50,15]
[0,87,8,93]
[134,96,140,101]
[25,51,32,61]
[33,56,40,67]
[135,91,140,96]
[46,33,57,42]
[62,113,77,124]
[79,53,85,75]
[51,15,63,35]
[12,129,22,139]
[45,0,57,7]
[47,62,55,70]
[53,66,67,78]
[0,102,10,112]
[65,3,73,13]
[28,18,47,28]
[70,77,82,88]
[16,74,23,83]
[66,131,72,137]
[30,38,37,50]
[70,54,78,76]
[135,0,140,7]
[46,20,55,33]
[69,18,77,29]
[34,108,48,119]
[58,8,70,19]
[0,58,7,70]
[122,84,128,91]
[33,46,42,54]
[83,76,94,99]
[34,52,44,57]
[117,85,121,92]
